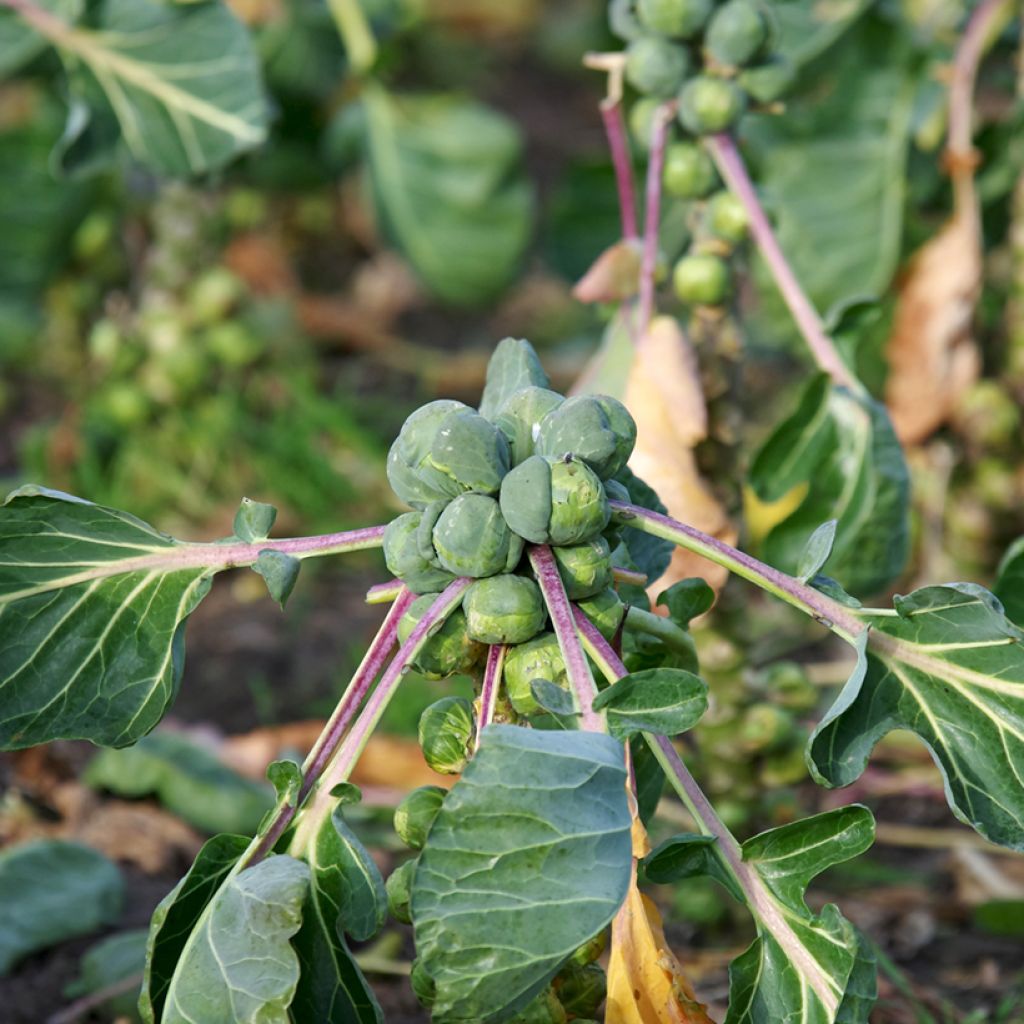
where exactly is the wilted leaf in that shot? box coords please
[573,240,643,305]
[363,85,532,306]
[624,317,736,595]
[412,725,632,1023]
[810,583,1024,850]
[0,839,123,975]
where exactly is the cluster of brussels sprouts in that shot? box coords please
[615,0,787,309]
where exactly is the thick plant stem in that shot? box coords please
[603,102,640,240]
[476,644,506,750]
[706,134,857,390]
[638,102,675,334]
[610,500,865,643]
[299,587,415,802]
[528,545,605,732]
[624,606,697,657]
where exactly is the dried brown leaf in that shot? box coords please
[574,241,644,305]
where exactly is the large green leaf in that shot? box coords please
[0,0,80,78]
[0,839,123,975]
[994,537,1024,626]
[161,855,309,1024]
[412,725,632,1023]
[363,85,533,306]
[591,667,707,740]
[291,804,386,1024]
[12,0,268,176]
[771,0,873,70]
[84,732,273,835]
[748,377,909,597]
[0,487,215,749]
[141,833,250,1024]
[645,806,876,1024]
[809,584,1024,850]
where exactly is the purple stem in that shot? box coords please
[609,500,865,642]
[612,565,647,588]
[601,100,639,241]
[299,587,415,802]
[476,644,506,750]
[366,579,404,604]
[706,134,856,390]
[637,102,674,335]
[527,545,604,732]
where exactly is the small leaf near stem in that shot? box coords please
[528,545,605,732]
[476,644,506,751]
[366,579,405,604]
[706,133,857,390]
[638,102,676,335]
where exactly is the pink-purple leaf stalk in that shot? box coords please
[476,644,506,750]
[602,101,639,241]
[637,101,676,335]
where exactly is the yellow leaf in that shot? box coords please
[742,481,809,546]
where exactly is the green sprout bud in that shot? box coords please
[739,56,796,103]
[536,394,637,480]
[416,501,449,567]
[576,588,625,641]
[500,455,610,546]
[625,37,691,99]
[463,575,546,645]
[385,858,416,924]
[707,190,749,244]
[554,962,606,1019]
[760,745,808,787]
[432,493,516,578]
[504,632,568,716]
[677,75,747,135]
[570,929,608,966]
[637,0,712,38]
[426,407,511,496]
[398,597,483,679]
[763,661,818,714]
[672,253,731,305]
[628,97,663,152]
[552,537,613,600]
[609,0,644,40]
[418,696,475,774]
[508,988,567,1024]
[705,0,769,68]
[738,703,795,754]
[495,387,565,466]
[663,142,717,199]
[384,512,456,594]
[410,959,436,1008]
[387,400,471,508]
[394,785,447,850]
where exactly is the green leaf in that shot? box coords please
[530,678,576,716]
[478,337,550,421]
[592,667,707,740]
[161,855,309,1024]
[84,732,273,835]
[613,467,674,587]
[141,833,250,1024]
[412,725,632,1023]
[656,578,715,628]
[40,0,269,176]
[291,805,386,1024]
[748,379,909,597]
[268,758,303,808]
[65,929,148,1021]
[253,549,301,607]
[771,0,872,69]
[994,536,1024,626]
[835,932,878,1024]
[643,833,744,903]
[0,839,123,975]
[0,0,80,78]
[629,734,665,826]
[797,520,837,583]
[363,85,533,306]
[234,497,277,542]
[0,487,216,749]
[809,584,1024,850]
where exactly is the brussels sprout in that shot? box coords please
[427,407,511,495]
[760,745,808,786]
[387,399,470,507]
[663,141,717,199]
[495,386,565,466]
[398,596,483,679]
[738,703,794,753]
[552,537,613,600]
[416,500,449,567]
[739,56,795,103]
[763,661,818,713]
[478,337,550,421]
[432,493,516,578]
[672,253,731,306]
[576,588,626,641]
[628,97,663,151]
[609,0,644,40]
[705,0,769,68]
[625,37,690,98]
[394,785,447,850]
[463,575,546,645]
[570,929,608,966]
[536,394,637,480]
[504,632,568,716]
[385,858,416,924]
[500,455,611,546]
[410,959,436,1008]
[384,512,456,594]
[637,0,711,38]
[508,988,567,1024]
[554,962,606,1019]
[418,696,475,774]
[677,76,747,135]
[707,190,749,244]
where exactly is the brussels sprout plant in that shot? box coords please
[1,1,1022,1023]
